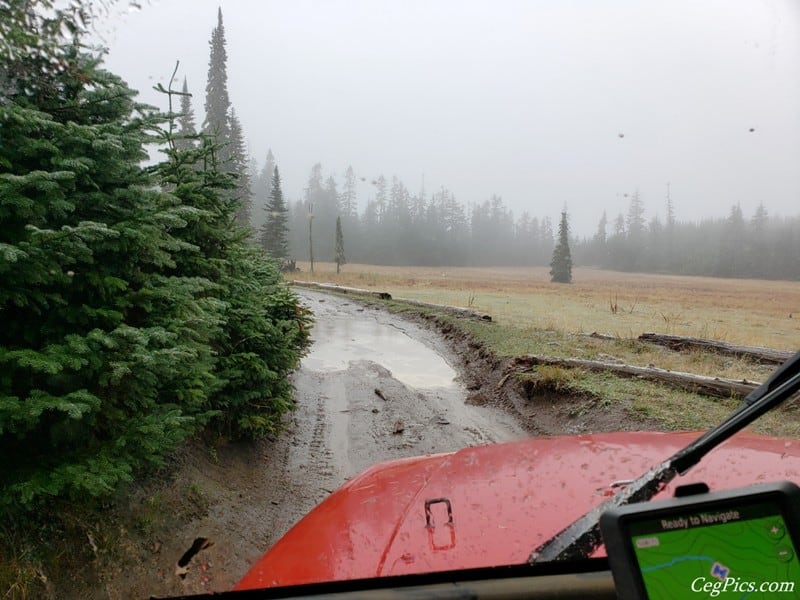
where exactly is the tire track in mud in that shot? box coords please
[97,288,528,600]
[288,290,527,482]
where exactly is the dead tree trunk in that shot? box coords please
[514,354,759,399]
[291,282,492,320]
[638,333,792,365]
[292,281,392,300]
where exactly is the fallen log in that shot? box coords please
[291,281,392,300]
[290,281,491,321]
[638,333,792,365]
[392,297,492,321]
[514,354,760,399]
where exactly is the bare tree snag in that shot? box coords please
[638,333,792,365]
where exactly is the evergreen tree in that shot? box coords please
[0,22,310,514]
[717,203,746,276]
[665,185,676,230]
[0,52,216,508]
[375,175,387,223]
[201,7,251,228]
[228,108,252,228]
[253,150,276,225]
[341,165,358,219]
[550,211,573,283]
[626,190,646,239]
[175,76,198,151]
[0,0,93,103]
[335,216,346,274]
[157,96,310,440]
[595,211,607,244]
[203,8,231,148]
[261,166,289,262]
[749,202,769,277]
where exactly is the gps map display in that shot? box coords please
[601,482,800,599]
[630,502,800,598]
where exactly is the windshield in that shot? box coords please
[2,1,800,598]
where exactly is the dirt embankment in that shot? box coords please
[53,289,647,599]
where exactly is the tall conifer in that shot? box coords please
[261,167,289,261]
[175,76,198,151]
[204,8,231,149]
[335,216,346,274]
[202,8,252,229]
[550,211,573,283]
[228,108,252,227]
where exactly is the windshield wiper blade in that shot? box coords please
[529,349,800,564]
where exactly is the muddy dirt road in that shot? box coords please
[97,289,526,599]
[291,289,526,479]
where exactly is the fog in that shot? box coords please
[96,0,800,237]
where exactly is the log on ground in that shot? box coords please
[514,354,759,399]
[638,333,792,365]
[291,281,392,300]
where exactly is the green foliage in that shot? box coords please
[1,33,309,514]
[550,210,572,283]
[260,166,289,261]
[335,215,346,274]
[156,88,310,440]
[211,248,311,437]
[201,8,252,230]
[0,52,216,510]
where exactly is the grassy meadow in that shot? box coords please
[291,263,800,350]
[291,263,800,436]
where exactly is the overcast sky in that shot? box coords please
[94,0,800,237]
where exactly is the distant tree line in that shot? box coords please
[575,198,800,280]
[245,160,799,280]
[175,12,797,282]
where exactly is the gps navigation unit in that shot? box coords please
[599,481,800,599]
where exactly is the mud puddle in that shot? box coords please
[293,289,526,481]
[303,298,458,389]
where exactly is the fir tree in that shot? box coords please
[201,8,252,229]
[341,165,358,219]
[228,108,252,228]
[0,52,215,508]
[375,175,387,223]
[550,210,573,283]
[0,29,310,513]
[156,83,311,442]
[203,7,231,148]
[335,215,346,274]
[261,166,289,261]
[175,76,198,151]
[253,149,276,231]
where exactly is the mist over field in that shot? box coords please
[98,0,800,243]
[3,3,800,596]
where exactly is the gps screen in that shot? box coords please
[628,500,800,598]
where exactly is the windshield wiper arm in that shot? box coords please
[529,349,800,564]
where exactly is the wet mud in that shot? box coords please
[78,289,527,599]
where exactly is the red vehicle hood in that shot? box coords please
[235,430,800,590]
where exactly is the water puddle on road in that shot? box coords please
[301,296,458,389]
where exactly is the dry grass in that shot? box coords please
[291,263,800,437]
[291,263,800,351]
